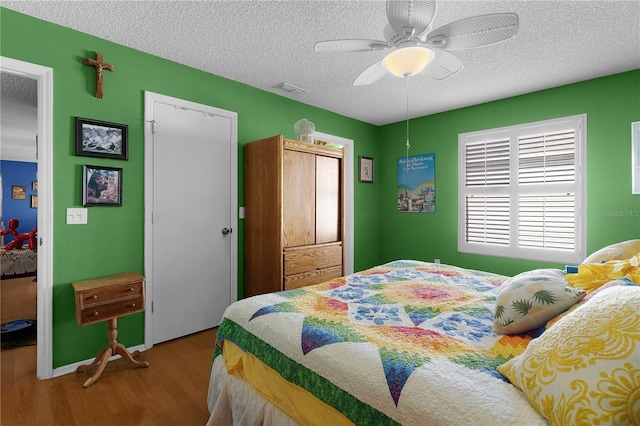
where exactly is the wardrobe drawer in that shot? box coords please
[284,266,343,290]
[283,244,342,276]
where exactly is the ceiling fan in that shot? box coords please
[315,0,519,86]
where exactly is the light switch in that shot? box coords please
[67,208,88,225]
[239,207,245,219]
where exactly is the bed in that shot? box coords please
[207,253,640,425]
[0,247,37,279]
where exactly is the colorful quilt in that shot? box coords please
[213,260,546,425]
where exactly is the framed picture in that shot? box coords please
[75,117,128,160]
[31,195,38,209]
[32,181,38,191]
[359,156,374,183]
[82,165,122,206]
[633,121,640,194]
[11,185,26,199]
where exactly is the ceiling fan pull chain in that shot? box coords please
[405,76,410,170]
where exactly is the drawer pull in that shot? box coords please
[130,303,136,308]
[93,311,99,316]
[93,295,98,299]
[129,287,135,292]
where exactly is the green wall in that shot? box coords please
[1,8,380,368]
[2,8,638,370]
[377,69,640,276]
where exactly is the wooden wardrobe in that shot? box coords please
[244,135,344,297]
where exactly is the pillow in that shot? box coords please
[582,239,640,264]
[544,278,640,330]
[497,286,640,426]
[566,253,640,292]
[544,278,639,330]
[493,269,586,334]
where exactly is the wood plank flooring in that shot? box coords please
[1,276,37,324]
[1,328,216,425]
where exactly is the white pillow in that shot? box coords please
[582,239,640,264]
[493,269,586,334]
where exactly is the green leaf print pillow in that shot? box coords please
[493,269,586,334]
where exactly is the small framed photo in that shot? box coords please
[633,121,640,194]
[11,185,26,199]
[32,181,38,191]
[358,156,374,183]
[83,165,122,207]
[31,195,38,209]
[76,117,128,160]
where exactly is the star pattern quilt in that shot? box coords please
[213,260,546,425]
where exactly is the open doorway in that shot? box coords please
[1,72,38,352]
[0,57,53,380]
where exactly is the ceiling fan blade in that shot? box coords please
[386,0,437,38]
[354,61,389,86]
[422,50,463,80]
[315,39,390,52]
[425,13,519,50]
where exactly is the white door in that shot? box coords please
[145,93,237,345]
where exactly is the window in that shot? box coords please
[458,115,586,264]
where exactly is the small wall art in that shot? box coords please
[76,117,128,160]
[359,156,374,183]
[11,185,26,200]
[82,165,122,207]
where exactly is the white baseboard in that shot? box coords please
[51,344,147,378]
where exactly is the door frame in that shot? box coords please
[1,56,54,379]
[143,91,238,349]
[313,131,354,275]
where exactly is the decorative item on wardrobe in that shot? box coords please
[294,118,315,143]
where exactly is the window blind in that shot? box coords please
[458,115,585,264]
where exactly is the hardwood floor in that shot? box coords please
[1,276,37,324]
[1,328,217,425]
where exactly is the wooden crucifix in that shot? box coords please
[83,52,114,99]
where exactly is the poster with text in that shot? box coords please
[397,153,435,212]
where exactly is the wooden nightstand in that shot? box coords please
[72,272,149,388]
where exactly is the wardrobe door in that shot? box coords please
[315,155,341,244]
[283,149,315,247]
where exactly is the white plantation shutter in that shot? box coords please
[465,195,510,245]
[518,194,575,250]
[458,115,586,263]
[465,139,510,187]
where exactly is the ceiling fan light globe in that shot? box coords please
[383,46,433,77]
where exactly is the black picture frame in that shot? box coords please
[75,117,128,160]
[82,165,123,207]
[358,156,374,183]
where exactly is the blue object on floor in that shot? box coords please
[1,319,36,342]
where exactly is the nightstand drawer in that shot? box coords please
[81,282,143,307]
[80,296,144,325]
[73,272,145,326]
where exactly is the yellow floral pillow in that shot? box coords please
[498,286,640,426]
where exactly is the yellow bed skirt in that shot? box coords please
[222,339,354,425]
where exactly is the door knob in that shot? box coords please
[221,227,232,236]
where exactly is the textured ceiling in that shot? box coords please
[1,73,38,161]
[2,0,640,126]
